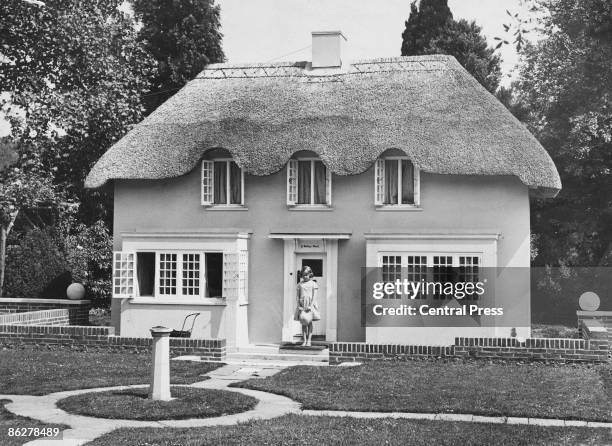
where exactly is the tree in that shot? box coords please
[132,0,225,114]
[0,140,56,296]
[0,0,153,226]
[401,0,502,93]
[512,0,612,266]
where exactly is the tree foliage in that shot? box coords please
[0,0,154,224]
[401,0,502,93]
[514,0,612,266]
[132,0,225,114]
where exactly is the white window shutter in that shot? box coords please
[238,250,248,302]
[375,159,385,205]
[326,166,332,205]
[222,252,239,299]
[112,252,135,298]
[201,160,214,205]
[287,159,298,205]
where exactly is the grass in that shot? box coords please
[0,400,67,446]
[87,414,612,446]
[56,386,256,421]
[233,360,612,421]
[0,347,222,395]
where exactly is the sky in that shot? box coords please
[216,0,527,81]
[0,0,528,137]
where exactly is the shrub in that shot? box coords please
[4,228,69,299]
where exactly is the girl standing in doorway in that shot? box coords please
[295,265,320,346]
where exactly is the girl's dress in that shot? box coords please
[294,279,321,321]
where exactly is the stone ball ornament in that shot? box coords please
[578,291,600,312]
[66,283,86,300]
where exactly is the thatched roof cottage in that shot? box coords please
[87,31,560,349]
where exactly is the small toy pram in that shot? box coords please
[170,313,200,338]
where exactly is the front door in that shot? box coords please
[295,254,327,337]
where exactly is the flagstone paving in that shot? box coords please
[0,363,610,446]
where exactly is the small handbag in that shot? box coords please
[299,309,313,326]
[311,306,321,321]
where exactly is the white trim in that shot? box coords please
[287,205,333,211]
[364,233,500,240]
[126,297,226,306]
[269,233,352,240]
[375,206,423,212]
[121,231,252,240]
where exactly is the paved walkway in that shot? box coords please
[1,363,611,445]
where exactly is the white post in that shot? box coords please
[149,326,173,401]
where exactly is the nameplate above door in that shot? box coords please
[295,239,326,253]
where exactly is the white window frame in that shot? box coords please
[201,158,245,207]
[131,250,225,301]
[287,157,332,208]
[378,253,482,296]
[374,156,420,209]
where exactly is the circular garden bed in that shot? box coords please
[56,386,257,421]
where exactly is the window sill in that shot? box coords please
[288,205,334,211]
[202,205,248,211]
[126,297,227,306]
[376,205,422,212]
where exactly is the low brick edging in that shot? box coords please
[0,324,226,361]
[0,309,70,326]
[330,336,609,364]
[0,298,91,325]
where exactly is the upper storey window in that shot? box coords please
[375,157,420,207]
[201,159,244,206]
[287,158,332,207]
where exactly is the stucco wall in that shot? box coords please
[114,165,530,344]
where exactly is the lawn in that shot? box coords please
[0,400,67,446]
[87,414,612,446]
[0,348,222,395]
[57,387,256,421]
[233,360,612,421]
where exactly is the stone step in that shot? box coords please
[226,351,329,363]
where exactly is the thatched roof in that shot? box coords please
[85,55,561,197]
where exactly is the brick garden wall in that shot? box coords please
[329,336,609,364]
[0,298,90,325]
[0,309,70,326]
[0,324,226,361]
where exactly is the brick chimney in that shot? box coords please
[311,31,347,68]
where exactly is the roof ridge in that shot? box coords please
[196,55,453,80]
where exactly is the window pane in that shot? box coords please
[433,256,453,299]
[229,162,242,204]
[382,255,401,299]
[406,255,427,299]
[297,160,311,204]
[401,160,415,204]
[384,160,399,204]
[313,161,327,204]
[136,252,155,296]
[301,259,323,277]
[182,253,200,296]
[214,162,227,204]
[459,256,480,300]
[159,253,177,295]
[205,253,223,297]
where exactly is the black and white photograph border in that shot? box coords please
[0,0,611,445]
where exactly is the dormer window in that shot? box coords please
[287,158,332,207]
[375,157,420,207]
[201,159,244,207]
